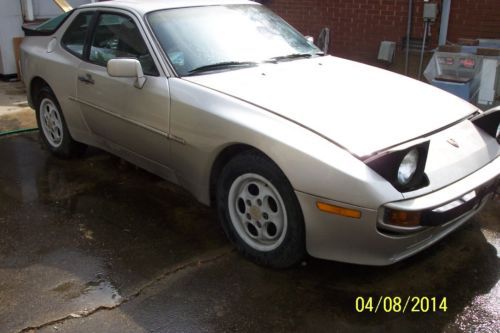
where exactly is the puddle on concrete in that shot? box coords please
[49,275,122,316]
[51,280,82,297]
[482,229,500,258]
[79,278,123,308]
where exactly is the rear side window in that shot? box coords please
[23,11,73,36]
[37,12,71,32]
[61,12,94,58]
[89,13,159,76]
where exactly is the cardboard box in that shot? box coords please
[457,38,479,46]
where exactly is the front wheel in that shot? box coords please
[216,151,305,268]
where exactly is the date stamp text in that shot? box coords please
[355,296,448,313]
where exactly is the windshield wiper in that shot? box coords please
[266,52,325,63]
[187,61,258,75]
[268,53,314,62]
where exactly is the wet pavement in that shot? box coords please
[0,133,498,333]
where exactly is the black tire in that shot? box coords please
[35,86,86,158]
[216,151,305,268]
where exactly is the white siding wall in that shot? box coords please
[0,0,24,75]
[33,0,93,19]
[0,0,92,75]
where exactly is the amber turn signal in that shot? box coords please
[316,202,362,219]
[385,209,421,227]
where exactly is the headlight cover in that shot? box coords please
[472,108,500,144]
[397,149,419,186]
[365,141,429,192]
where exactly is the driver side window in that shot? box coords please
[61,12,94,58]
[89,13,159,76]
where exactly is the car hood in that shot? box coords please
[183,55,477,157]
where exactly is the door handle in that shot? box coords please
[78,73,95,85]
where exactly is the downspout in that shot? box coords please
[404,0,413,76]
[20,0,34,22]
[438,0,451,46]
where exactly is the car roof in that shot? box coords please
[79,0,257,15]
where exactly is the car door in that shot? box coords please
[76,11,171,166]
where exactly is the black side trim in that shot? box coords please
[22,28,52,37]
[82,12,99,61]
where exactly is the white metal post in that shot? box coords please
[439,0,451,46]
[20,0,34,21]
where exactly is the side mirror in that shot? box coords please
[107,58,146,89]
[305,36,314,44]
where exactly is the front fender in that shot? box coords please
[168,78,403,209]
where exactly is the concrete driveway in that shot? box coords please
[0,81,36,132]
[0,133,498,333]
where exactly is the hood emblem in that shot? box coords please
[447,138,460,148]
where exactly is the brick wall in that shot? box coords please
[447,0,500,40]
[265,0,500,65]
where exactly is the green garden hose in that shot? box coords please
[0,127,38,137]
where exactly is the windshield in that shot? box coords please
[148,4,321,76]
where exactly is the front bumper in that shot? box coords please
[297,155,500,266]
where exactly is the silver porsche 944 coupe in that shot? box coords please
[21,0,499,268]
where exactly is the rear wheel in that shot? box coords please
[217,151,305,268]
[35,86,86,157]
